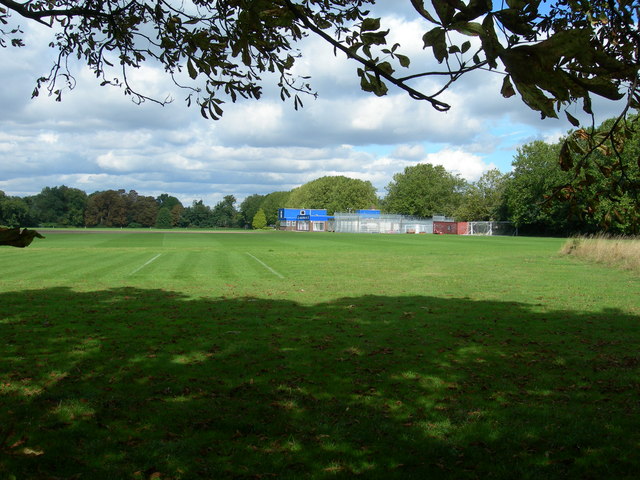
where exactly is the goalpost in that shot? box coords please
[467,221,517,236]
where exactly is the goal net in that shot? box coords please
[467,221,517,236]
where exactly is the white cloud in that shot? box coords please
[423,149,496,182]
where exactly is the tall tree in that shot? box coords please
[514,115,640,234]
[156,194,183,211]
[129,194,159,227]
[239,194,265,228]
[260,191,291,226]
[29,185,87,226]
[211,195,239,228]
[0,191,31,227]
[170,203,184,227]
[84,189,129,227]
[502,141,579,235]
[287,176,378,214]
[383,163,466,218]
[455,169,508,221]
[252,208,268,230]
[155,207,173,229]
[180,200,214,228]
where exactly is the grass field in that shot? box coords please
[1,231,639,479]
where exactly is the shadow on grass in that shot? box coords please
[1,287,639,479]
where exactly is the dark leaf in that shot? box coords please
[361,17,381,32]
[396,54,410,68]
[500,75,515,98]
[565,111,580,127]
[0,228,44,248]
[558,141,573,171]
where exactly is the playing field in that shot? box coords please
[1,230,639,478]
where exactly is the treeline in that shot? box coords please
[0,188,255,230]
[0,176,379,230]
[1,116,638,234]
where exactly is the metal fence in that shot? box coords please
[333,213,450,234]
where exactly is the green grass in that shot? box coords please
[1,231,639,479]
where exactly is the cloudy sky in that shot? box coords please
[0,2,625,206]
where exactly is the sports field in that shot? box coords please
[1,231,639,478]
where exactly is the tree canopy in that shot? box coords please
[287,175,377,214]
[1,1,637,121]
[383,163,466,217]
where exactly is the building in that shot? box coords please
[278,208,333,232]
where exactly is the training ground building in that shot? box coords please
[278,208,516,235]
[278,208,333,232]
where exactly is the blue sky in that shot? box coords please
[0,3,624,206]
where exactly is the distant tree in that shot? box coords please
[84,189,128,227]
[239,194,265,228]
[506,115,640,235]
[129,194,158,227]
[502,141,578,235]
[287,176,377,214]
[156,194,183,211]
[455,169,508,221]
[29,185,87,226]
[553,115,640,234]
[155,207,173,229]
[252,208,268,230]
[260,191,291,226]
[211,195,239,228]
[170,203,184,227]
[0,191,31,227]
[383,163,466,218]
[180,200,214,228]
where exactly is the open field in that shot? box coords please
[1,231,639,479]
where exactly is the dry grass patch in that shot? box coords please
[561,235,640,272]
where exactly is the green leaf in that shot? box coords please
[422,27,448,63]
[362,30,389,46]
[515,82,557,119]
[500,75,515,98]
[409,0,438,23]
[452,22,484,36]
[361,17,381,32]
[432,0,455,25]
[396,54,411,68]
[187,58,198,79]
[461,40,471,53]
[376,61,394,76]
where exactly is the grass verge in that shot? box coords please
[561,235,640,272]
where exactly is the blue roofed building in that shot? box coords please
[278,208,333,232]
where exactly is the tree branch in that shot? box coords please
[282,0,451,112]
[0,0,108,25]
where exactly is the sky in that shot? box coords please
[0,2,626,207]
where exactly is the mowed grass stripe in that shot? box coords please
[246,252,285,278]
[167,250,201,279]
[128,253,162,276]
[64,251,159,282]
